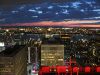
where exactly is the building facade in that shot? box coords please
[0,45,27,75]
[41,45,64,66]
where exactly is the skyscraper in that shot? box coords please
[41,44,64,66]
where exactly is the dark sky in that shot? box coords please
[0,0,38,5]
[0,0,100,24]
[0,0,85,5]
[0,0,100,5]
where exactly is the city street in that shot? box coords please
[27,64,38,75]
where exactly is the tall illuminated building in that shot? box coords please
[41,45,64,66]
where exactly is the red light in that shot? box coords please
[79,67,83,72]
[41,66,50,73]
[67,66,72,72]
[96,67,100,72]
[39,70,42,75]
[50,66,56,72]
[73,67,79,72]
[85,67,91,72]
[56,66,66,73]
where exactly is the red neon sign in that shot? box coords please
[73,67,79,72]
[96,67,100,72]
[41,66,50,73]
[85,66,91,72]
[56,66,66,73]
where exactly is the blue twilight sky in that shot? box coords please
[0,0,100,24]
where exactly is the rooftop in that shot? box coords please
[0,45,25,57]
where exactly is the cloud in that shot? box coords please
[35,7,41,10]
[58,5,69,8]
[92,9,100,12]
[62,9,69,14]
[28,9,37,12]
[80,9,85,12]
[19,5,26,10]
[0,18,5,22]
[37,11,43,14]
[72,2,81,8]
[32,16,38,18]
[48,6,53,9]
[11,11,19,13]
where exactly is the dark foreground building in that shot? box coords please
[0,45,27,75]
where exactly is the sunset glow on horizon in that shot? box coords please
[0,20,100,28]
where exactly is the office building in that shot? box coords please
[0,45,27,75]
[41,44,64,66]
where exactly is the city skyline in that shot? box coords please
[0,0,100,75]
